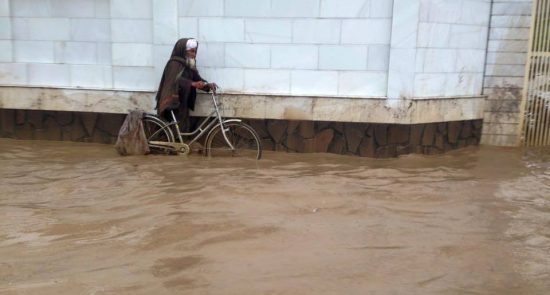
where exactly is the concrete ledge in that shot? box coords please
[0,86,485,124]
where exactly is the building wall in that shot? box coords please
[481,0,532,146]
[0,0,495,100]
[0,0,394,97]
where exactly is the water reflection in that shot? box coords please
[0,139,548,294]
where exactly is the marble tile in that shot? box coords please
[338,71,387,97]
[225,0,270,17]
[0,17,11,39]
[28,63,70,87]
[225,43,270,69]
[70,65,113,89]
[244,19,292,44]
[111,0,152,18]
[199,18,244,42]
[0,64,27,85]
[0,40,12,62]
[112,19,153,43]
[112,43,153,67]
[178,17,198,38]
[271,45,318,70]
[152,0,178,45]
[292,19,341,44]
[320,0,370,18]
[291,70,338,96]
[13,41,54,63]
[271,0,320,17]
[178,0,223,17]
[319,45,368,70]
[244,69,290,94]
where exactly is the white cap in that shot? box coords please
[186,39,198,51]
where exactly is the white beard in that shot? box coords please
[187,58,197,70]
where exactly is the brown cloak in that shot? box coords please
[154,38,209,119]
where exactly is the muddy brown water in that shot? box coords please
[0,138,549,294]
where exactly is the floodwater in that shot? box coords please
[0,139,549,295]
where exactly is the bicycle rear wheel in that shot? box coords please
[205,122,262,160]
[142,115,175,153]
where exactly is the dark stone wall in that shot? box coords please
[1,108,481,158]
[241,119,482,158]
[0,109,125,144]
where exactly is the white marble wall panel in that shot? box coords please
[456,49,486,72]
[70,65,113,88]
[97,43,112,65]
[70,19,110,42]
[12,18,70,41]
[10,0,51,17]
[339,71,387,96]
[54,42,97,65]
[370,0,394,18]
[0,17,10,38]
[417,23,451,48]
[51,0,95,18]
[111,0,152,18]
[367,45,390,71]
[244,19,292,44]
[271,0,320,17]
[95,0,110,18]
[0,0,9,16]
[244,69,290,94]
[489,28,530,40]
[153,44,172,78]
[486,52,527,65]
[491,15,531,28]
[485,64,525,77]
[13,41,54,63]
[198,67,244,92]
[199,18,244,42]
[178,17,198,37]
[422,49,457,73]
[112,43,153,66]
[225,0,271,17]
[179,0,223,17]
[292,19,341,44]
[28,63,70,87]
[291,70,338,96]
[320,0,370,18]
[112,19,153,43]
[449,25,488,49]
[341,19,392,44]
[492,2,532,15]
[196,43,225,67]
[421,0,461,23]
[113,66,156,90]
[0,63,26,84]
[225,44,270,69]
[488,40,528,52]
[460,0,491,25]
[271,45,318,70]
[0,41,12,62]
[319,46,368,70]
[153,0,178,45]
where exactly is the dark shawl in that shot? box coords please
[155,38,209,117]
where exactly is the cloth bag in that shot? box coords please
[114,110,150,155]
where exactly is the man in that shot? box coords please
[155,38,217,125]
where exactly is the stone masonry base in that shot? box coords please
[0,109,481,158]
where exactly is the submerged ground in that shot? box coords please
[0,139,549,294]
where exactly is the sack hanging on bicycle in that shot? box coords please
[115,110,150,156]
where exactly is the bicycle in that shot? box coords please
[142,91,262,160]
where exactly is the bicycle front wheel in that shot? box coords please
[205,122,262,160]
[142,115,175,153]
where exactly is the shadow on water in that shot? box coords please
[0,138,549,294]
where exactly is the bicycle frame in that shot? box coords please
[160,92,239,150]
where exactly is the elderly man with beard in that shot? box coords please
[155,38,218,127]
